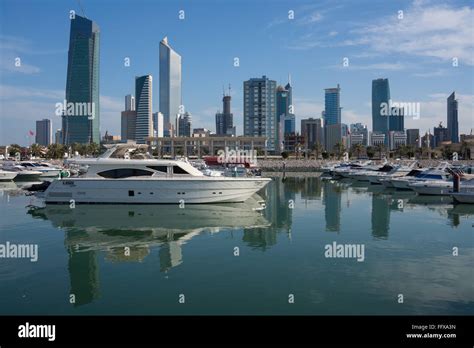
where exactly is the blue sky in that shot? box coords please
[0,0,473,145]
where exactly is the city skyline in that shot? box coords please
[0,0,473,146]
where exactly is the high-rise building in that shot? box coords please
[159,37,182,137]
[153,112,164,138]
[447,92,459,143]
[243,76,277,151]
[125,95,135,111]
[389,106,404,132]
[135,75,153,144]
[35,119,52,146]
[350,123,368,146]
[215,92,235,136]
[301,118,324,151]
[433,123,449,147]
[325,124,343,153]
[121,94,137,142]
[406,129,420,147]
[176,112,192,137]
[55,129,62,144]
[324,84,341,126]
[62,15,100,145]
[372,78,390,137]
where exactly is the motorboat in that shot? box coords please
[390,162,451,190]
[451,189,474,204]
[0,169,18,181]
[18,161,62,177]
[41,146,272,204]
[366,162,419,185]
[1,164,42,180]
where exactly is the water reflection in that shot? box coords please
[27,196,269,306]
[17,176,474,308]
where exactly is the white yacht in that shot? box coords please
[41,147,271,204]
[391,162,451,190]
[410,175,474,196]
[1,164,42,180]
[0,169,18,181]
[18,161,62,177]
[366,162,418,185]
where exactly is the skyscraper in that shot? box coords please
[324,84,341,126]
[372,78,390,137]
[125,95,135,111]
[215,91,235,136]
[176,112,192,137]
[434,123,449,147]
[62,15,100,145]
[447,92,459,143]
[35,119,52,146]
[153,112,164,138]
[301,118,323,151]
[135,75,153,144]
[389,107,404,132]
[159,37,182,137]
[406,129,420,148]
[243,76,277,151]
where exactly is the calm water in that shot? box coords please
[0,176,473,315]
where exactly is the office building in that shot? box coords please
[301,118,324,151]
[447,92,459,143]
[389,131,407,150]
[324,84,341,126]
[35,119,52,146]
[433,123,449,147]
[176,112,192,137]
[215,91,235,136]
[372,78,390,138]
[159,37,182,137]
[135,75,153,144]
[153,112,164,138]
[243,76,277,151]
[406,129,420,148]
[62,15,100,145]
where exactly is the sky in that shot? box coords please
[0,0,473,146]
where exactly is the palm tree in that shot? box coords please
[352,143,364,159]
[312,142,323,160]
[333,142,345,160]
[86,142,100,156]
[375,143,386,159]
[46,144,66,159]
[8,144,21,157]
[30,143,44,158]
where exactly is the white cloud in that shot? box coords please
[349,2,474,65]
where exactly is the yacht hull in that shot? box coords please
[43,177,272,204]
[0,171,17,181]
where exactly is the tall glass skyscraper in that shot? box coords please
[447,92,459,143]
[135,75,153,144]
[243,76,277,151]
[62,15,100,145]
[324,84,341,126]
[35,119,52,146]
[159,37,182,137]
[372,78,390,136]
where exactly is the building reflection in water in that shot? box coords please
[27,197,270,306]
[323,181,342,232]
[371,193,391,239]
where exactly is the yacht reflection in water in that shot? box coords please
[27,195,269,306]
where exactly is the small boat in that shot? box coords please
[0,169,18,181]
[451,191,474,204]
[2,165,42,180]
